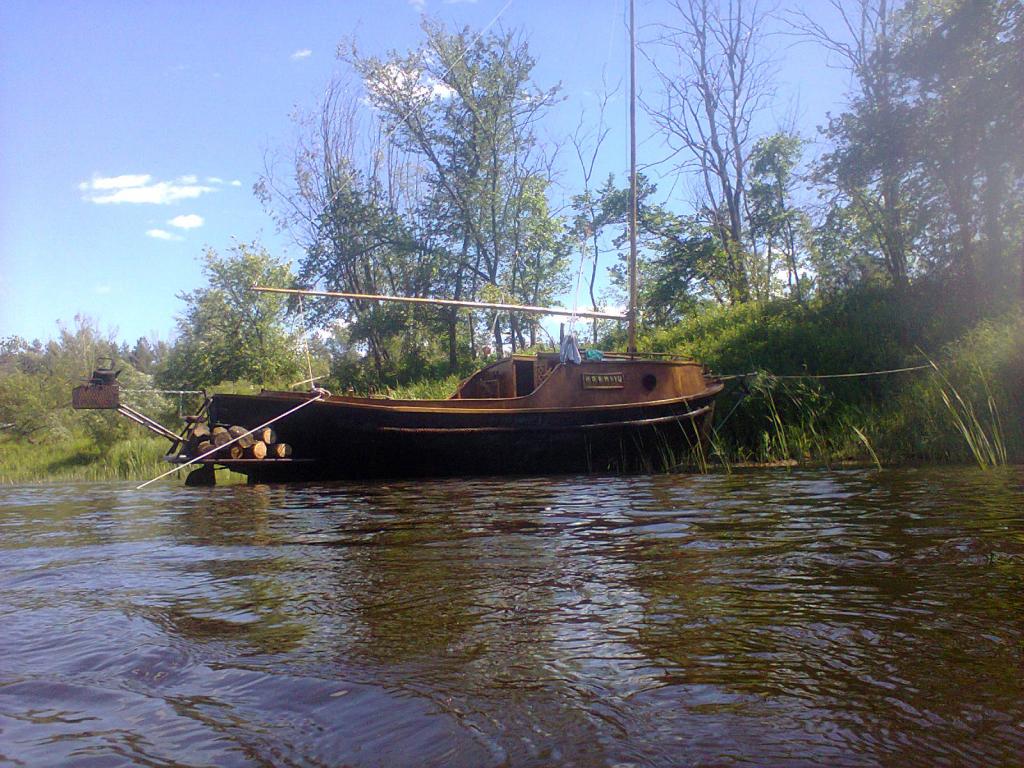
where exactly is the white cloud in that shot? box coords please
[230,179,242,187]
[206,176,224,184]
[169,213,204,229]
[80,174,152,191]
[408,0,426,9]
[146,228,182,241]
[291,49,312,60]
[80,174,217,205]
[430,79,455,99]
[94,284,112,295]
[366,62,456,104]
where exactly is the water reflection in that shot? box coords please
[0,467,1021,766]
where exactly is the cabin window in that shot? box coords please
[642,373,657,392]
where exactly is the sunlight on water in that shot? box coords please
[1,468,1022,766]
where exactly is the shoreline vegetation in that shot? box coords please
[2,283,1019,485]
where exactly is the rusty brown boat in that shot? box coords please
[73,350,722,483]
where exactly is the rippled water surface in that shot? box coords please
[1,468,1023,766]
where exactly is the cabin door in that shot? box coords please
[514,360,535,397]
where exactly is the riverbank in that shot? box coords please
[641,285,1022,469]
[0,435,166,484]
[0,435,238,485]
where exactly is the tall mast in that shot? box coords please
[627,0,639,356]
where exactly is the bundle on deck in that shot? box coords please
[184,421,291,462]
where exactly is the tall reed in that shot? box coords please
[930,360,1007,469]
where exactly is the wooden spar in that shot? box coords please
[627,0,639,356]
[251,285,627,321]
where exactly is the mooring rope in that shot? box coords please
[135,391,327,490]
[718,364,932,382]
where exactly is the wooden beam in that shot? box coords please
[251,285,627,321]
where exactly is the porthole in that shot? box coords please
[642,373,657,391]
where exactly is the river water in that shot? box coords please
[1,468,1022,767]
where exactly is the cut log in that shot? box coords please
[268,443,292,458]
[196,440,214,456]
[191,423,211,440]
[229,445,245,460]
[244,441,268,460]
[228,425,255,448]
[211,427,231,447]
[255,427,276,444]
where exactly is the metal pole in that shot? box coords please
[627,0,639,356]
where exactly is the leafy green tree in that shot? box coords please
[0,318,157,442]
[798,0,916,290]
[159,243,303,389]
[896,0,1024,292]
[748,133,810,302]
[257,77,444,381]
[350,19,564,359]
[646,0,778,304]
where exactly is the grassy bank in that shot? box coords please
[640,283,1022,468]
[0,433,171,484]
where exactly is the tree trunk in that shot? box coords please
[447,311,459,372]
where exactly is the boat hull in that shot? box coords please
[205,389,719,481]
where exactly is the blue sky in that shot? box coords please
[0,0,848,345]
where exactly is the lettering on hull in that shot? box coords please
[581,372,624,389]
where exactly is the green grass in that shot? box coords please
[632,283,1023,468]
[0,433,171,484]
[390,374,464,400]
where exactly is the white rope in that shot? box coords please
[719,364,933,382]
[135,392,326,489]
[289,374,323,389]
[568,231,590,332]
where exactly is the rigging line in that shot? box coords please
[135,392,327,490]
[298,294,315,388]
[569,231,591,329]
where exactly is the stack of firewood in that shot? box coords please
[187,422,292,460]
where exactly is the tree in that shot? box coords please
[350,19,564,358]
[570,85,621,344]
[645,0,776,304]
[160,243,303,389]
[796,0,915,290]
[748,132,809,302]
[257,79,441,381]
[896,0,1024,292]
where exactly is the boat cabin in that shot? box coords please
[448,353,711,409]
